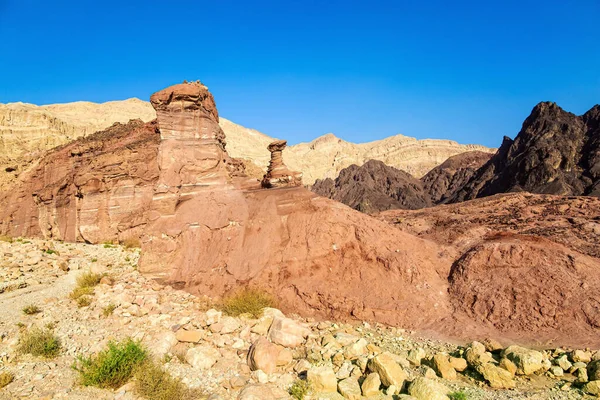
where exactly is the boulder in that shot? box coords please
[464,341,493,367]
[361,372,381,397]
[408,377,449,400]
[449,357,467,372]
[432,353,457,380]
[583,380,600,396]
[571,349,592,363]
[407,348,426,366]
[247,338,280,374]
[555,354,572,371]
[176,329,203,343]
[501,346,545,375]
[368,352,407,388]
[268,316,311,348]
[237,384,288,400]
[186,345,220,369]
[588,360,600,381]
[477,363,516,389]
[337,377,361,400]
[307,365,337,393]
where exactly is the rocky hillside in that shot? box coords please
[312,151,491,213]
[0,98,493,189]
[2,238,599,399]
[450,102,600,202]
[312,160,432,212]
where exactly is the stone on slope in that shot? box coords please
[307,365,338,393]
[477,363,516,389]
[247,338,280,374]
[501,346,546,375]
[337,377,361,400]
[361,372,381,397]
[432,353,457,380]
[186,344,220,369]
[408,377,449,400]
[268,316,311,348]
[368,352,407,388]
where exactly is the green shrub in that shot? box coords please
[91,258,98,263]
[289,379,310,400]
[0,372,14,388]
[45,249,58,255]
[221,288,277,318]
[17,327,61,358]
[102,304,116,317]
[22,304,41,315]
[449,391,468,400]
[74,338,147,388]
[134,359,201,400]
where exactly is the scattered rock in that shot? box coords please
[501,346,545,375]
[247,338,280,374]
[337,377,361,400]
[408,377,449,400]
[477,363,516,389]
[268,316,311,348]
[185,344,220,369]
[432,353,457,380]
[361,372,381,397]
[368,352,407,388]
[307,365,337,393]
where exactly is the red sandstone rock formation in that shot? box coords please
[261,140,302,188]
[0,120,159,242]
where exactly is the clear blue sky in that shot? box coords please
[1,0,598,147]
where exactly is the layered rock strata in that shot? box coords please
[261,140,302,188]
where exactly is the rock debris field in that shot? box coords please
[1,238,600,399]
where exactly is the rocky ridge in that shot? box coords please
[312,152,491,213]
[449,102,600,202]
[0,99,493,189]
[1,238,600,399]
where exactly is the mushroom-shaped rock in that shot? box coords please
[261,140,302,188]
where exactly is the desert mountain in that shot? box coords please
[2,82,600,348]
[0,98,493,189]
[312,160,432,212]
[450,102,600,202]
[312,151,491,212]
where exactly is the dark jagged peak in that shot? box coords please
[448,102,600,202]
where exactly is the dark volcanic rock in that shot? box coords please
[421,151,492,203]
[312,159,431,212]
[450,102,600,202]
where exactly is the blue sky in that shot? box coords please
[0,0,598,147]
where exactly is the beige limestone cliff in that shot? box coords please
[0,98,494,189]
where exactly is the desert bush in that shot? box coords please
[70,286,94,300]
[134,359,201,400]
[221,288,277,318]
[77,296,92,308]
[74,338,147,388]
[76,271,103,288]
[17,327,61,358]
[289,379,311,400]
[121,237,141,249]
[0,371,14,388]
[449,391,468,400]
[22,304,41,315]
[102,304,116,317]
[0,235,13,243]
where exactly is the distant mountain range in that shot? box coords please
[0,98,494,189]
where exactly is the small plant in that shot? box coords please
[76,271,103,288]
[91,258,98,263]
[289,379,311,400]
[22,304,41,315]
[74,338,147,389]
[449,391,468,400]
[70,286,94,300]
[134,359,200,400]
[77,296,92,308]
[221,288,277,318]
[15,322,25,329]
[121,237,141,249]
[17,327,61,358]
[103,244,115,249]
[0,371,14,389]
[102,304,116,317]
[44,249,58,255]
[0,235,13,243]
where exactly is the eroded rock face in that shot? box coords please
[0,120,159,243]
[261,140,302,188]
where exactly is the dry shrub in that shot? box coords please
[221,288,277,318]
